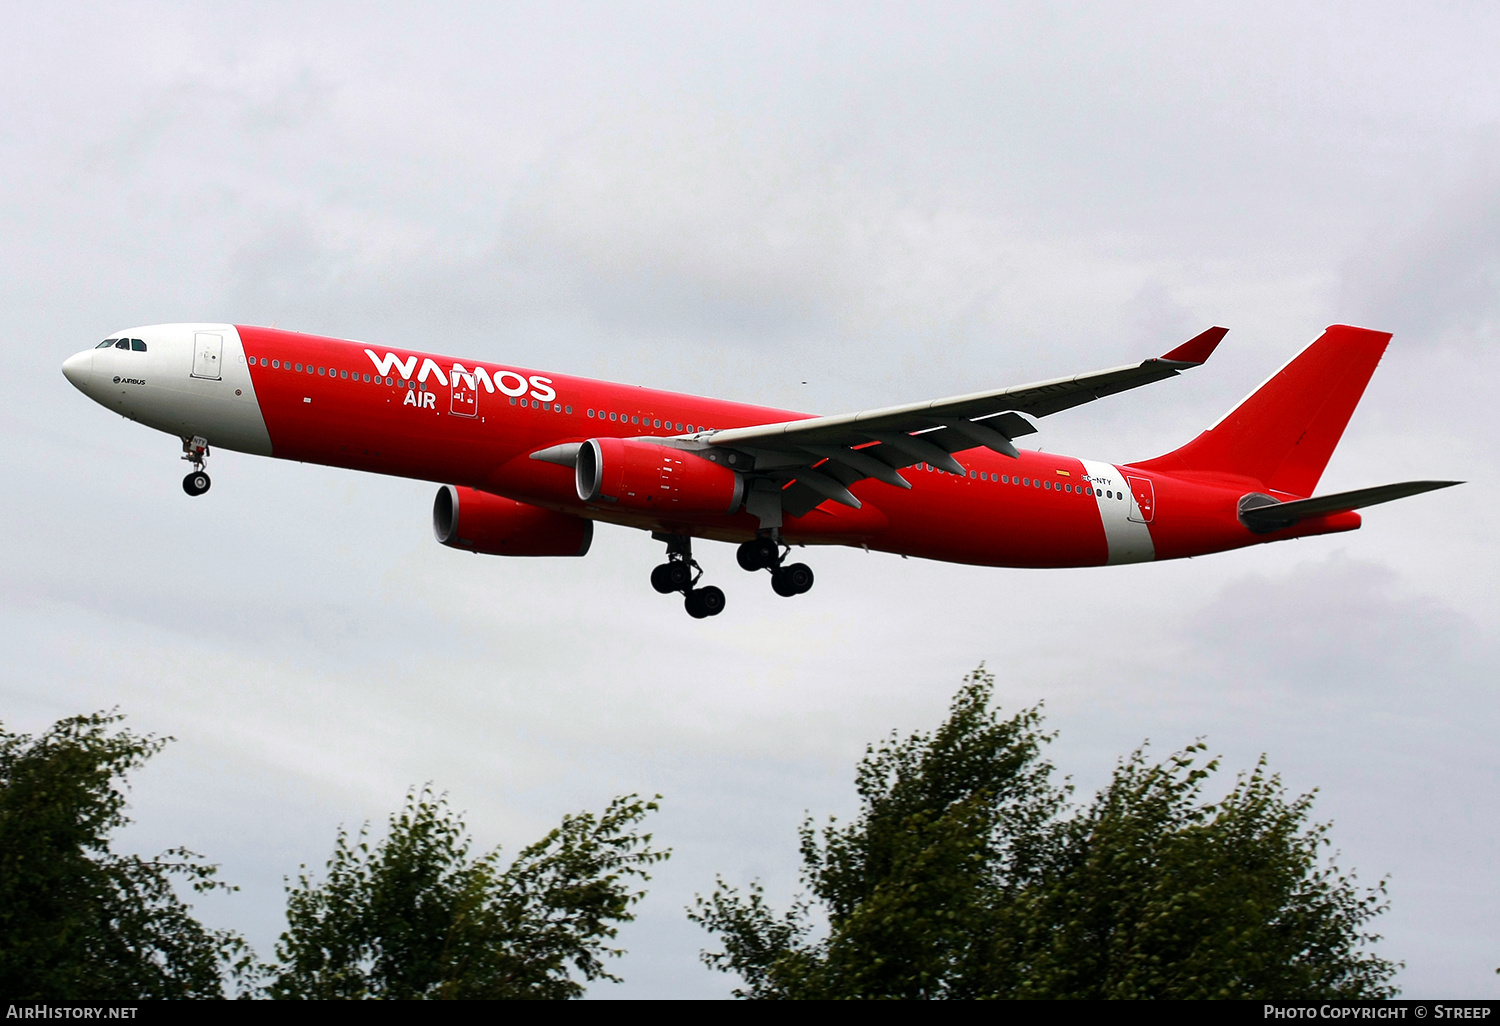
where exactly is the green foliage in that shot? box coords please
[0,712,245,1000]
[1002,744,1396,998]
[265,788,668,999]
[692,668,1399,1000]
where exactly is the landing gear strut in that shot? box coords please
[650,533,725,618]
[736,532,814,597]
[181,435,211,496]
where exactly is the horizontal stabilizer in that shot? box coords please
[1239,480,1461,533]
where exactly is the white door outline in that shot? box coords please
[1126,476,1156,524]
[450,369,478,417]
[192,332,223,380]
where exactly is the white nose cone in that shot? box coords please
[62,350,93,391]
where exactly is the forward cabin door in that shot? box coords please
[191,332,223,380]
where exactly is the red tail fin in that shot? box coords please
[1136,325,1391,496]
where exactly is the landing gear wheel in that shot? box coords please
[684,585,726,618]
[650,564,676,594]
[771,562,814,597]
[182,471,211,496]
[652,562,692,593]
[737,536,780,572]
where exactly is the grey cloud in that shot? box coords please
[1185,553,1481,693]
[1341,149,1500,347]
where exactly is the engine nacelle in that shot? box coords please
[432,486,593,557]
[576,438,744,516]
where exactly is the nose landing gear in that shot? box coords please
[181,436,211,496]
[650,533,726,618]
[736,533,814,597]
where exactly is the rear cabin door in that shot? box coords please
[1126,476,1156,524]
[191,332,223,380]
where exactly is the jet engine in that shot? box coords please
[575,437,744,516]
[432,485,593,557]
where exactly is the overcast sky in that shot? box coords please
[2,1,1497,998]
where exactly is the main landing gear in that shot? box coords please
[181,435,211,496]
[736,533,814,598]
[650,533,726,619]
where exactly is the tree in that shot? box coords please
[0,712,245,999]
[264,788,668,999]
[691,668,1399,1000]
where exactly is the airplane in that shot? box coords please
[61,323,1457,618]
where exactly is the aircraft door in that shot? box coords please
[450,369,478,417]
[1126,476,1155,524]
[191,332,223,380]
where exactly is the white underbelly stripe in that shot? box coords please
[1079,458,1154,564]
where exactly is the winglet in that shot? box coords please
[1160,326,1228,366]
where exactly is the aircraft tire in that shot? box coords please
[183,472,211,496]
[771,569,799,597]
[785,562,814,594]
[736,542,762,572]
[737,537,778,572]
[684,589,709,618]
[650,564,676,594]
[696,585,726,617]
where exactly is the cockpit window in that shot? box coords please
[115,340,130,349]
[130,339,146,352]
[97,339,118,348]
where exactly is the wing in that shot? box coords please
[698,327,1227,519]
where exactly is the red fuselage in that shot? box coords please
[229,325,1357,567]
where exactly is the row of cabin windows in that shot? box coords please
[98,338,146,351]
[508,396,573,414]
[247,355,713,432]
[585,408,707,434]
[250,355,460,392]
[919,462,1127,499]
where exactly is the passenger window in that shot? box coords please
[97,339,117,348]
[131,339,146,351]
[340,369,347,378]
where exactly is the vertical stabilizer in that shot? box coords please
[1136,325,1390,496]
